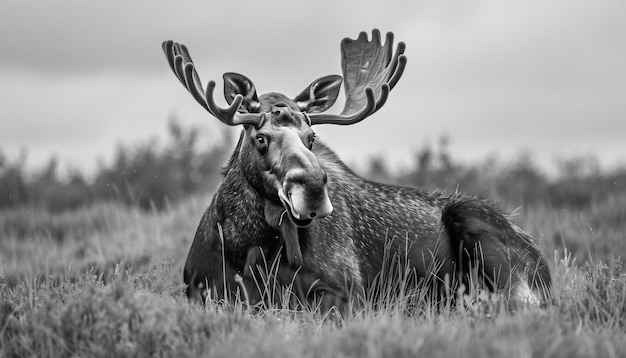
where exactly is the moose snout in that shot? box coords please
[282,171,333,220]
[287,186,333,220]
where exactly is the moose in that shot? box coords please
[162,29,551,312]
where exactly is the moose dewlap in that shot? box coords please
[162,29,551,313]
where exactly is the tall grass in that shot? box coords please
[2,248,624,357]
[0,197,208,289]
[1,193,625,356]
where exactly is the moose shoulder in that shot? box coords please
[162,30,551,311]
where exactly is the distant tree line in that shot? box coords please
[366,135,626,210]
[0,120,232,211]
[1,123,625,211]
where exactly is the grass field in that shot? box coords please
[1,193,625,357]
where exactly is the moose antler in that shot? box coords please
[162,40,264,127]
[308,29,407,126]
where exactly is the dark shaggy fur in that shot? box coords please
[184,133,552,311]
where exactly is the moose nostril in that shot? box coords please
[309,212,317,218]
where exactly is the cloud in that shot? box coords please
[0,0,419,74]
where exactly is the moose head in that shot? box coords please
[162,30,406,228]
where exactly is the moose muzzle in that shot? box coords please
[279,169,333,223]
[276,132,333,226]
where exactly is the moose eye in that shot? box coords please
[255,134,269,154]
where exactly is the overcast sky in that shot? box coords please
[1,0,624,176]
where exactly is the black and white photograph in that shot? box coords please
[1,1,625,356]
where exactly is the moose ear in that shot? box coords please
[294,75,343,113]
[223,72,261,113]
